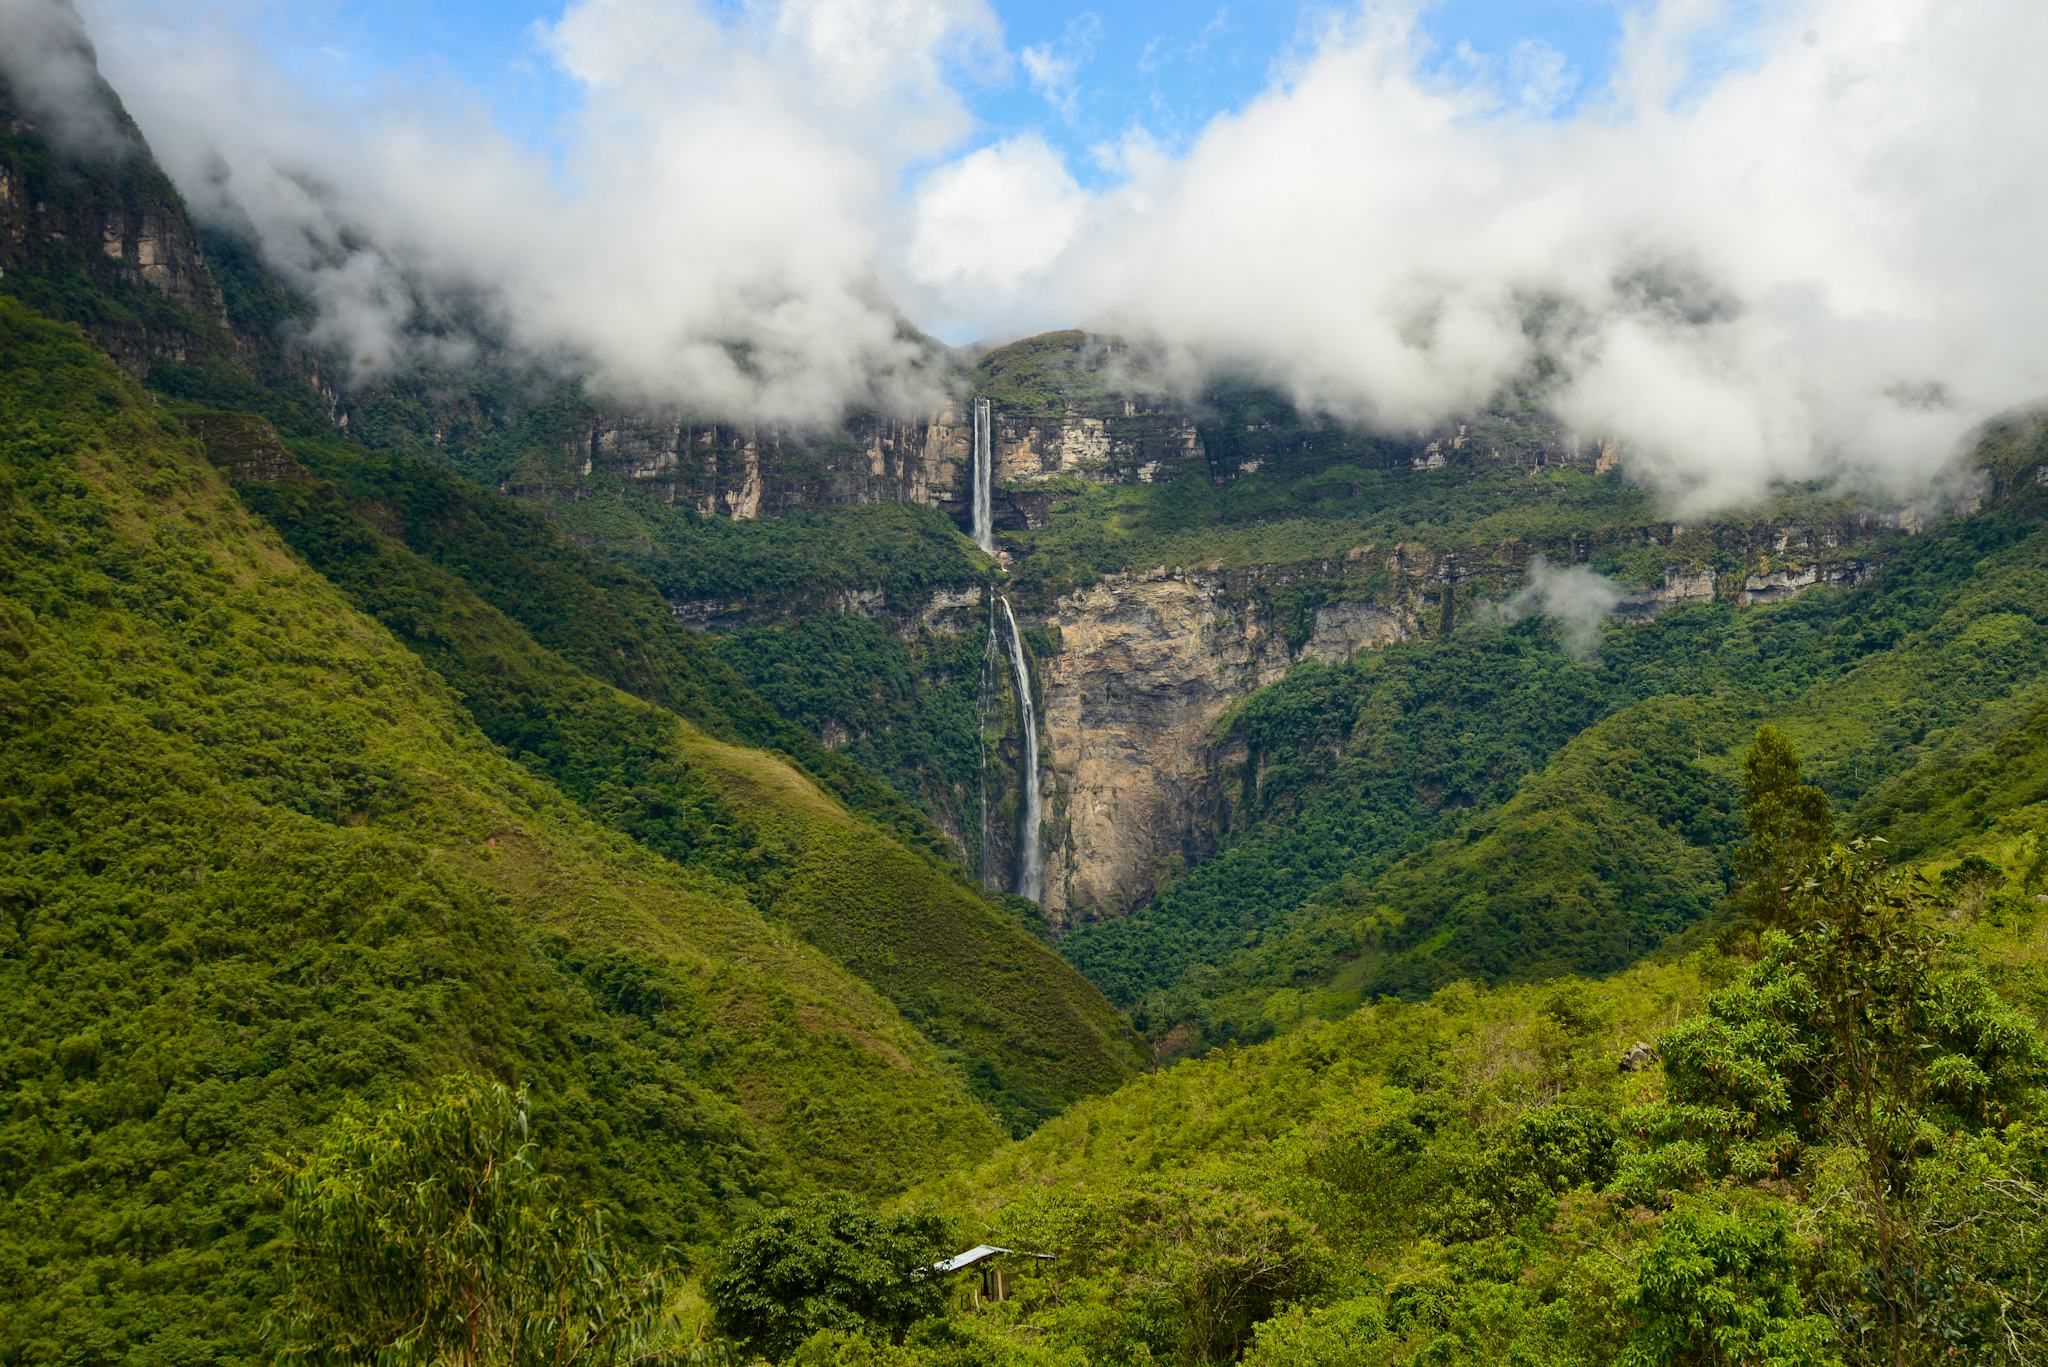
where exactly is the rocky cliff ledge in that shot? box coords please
[1028,508,1910,926]
[0,70,230,373]
[545,408,974,520]
[1038,567,1413,922]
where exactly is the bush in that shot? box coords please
[708,1195,953,1359]
[269,1076,674,1366]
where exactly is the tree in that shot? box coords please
[1620,1197,1840,1367]
[706,1195,952,1359]
[267,1075,675,1366]
[1126,1182,1331,1364]
[1734,727,1835,930]
[1621,840,2048,1364]
[1790,844,2046,1365]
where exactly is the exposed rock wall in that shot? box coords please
[188,412,303,483]
[1037,568,1418,923]
[550,408,973,519]
[1029,510,1910,926]
[536,370,1917,926]
[991,399,1208,488]
[0,74,230,373]
[518,375,1614,535]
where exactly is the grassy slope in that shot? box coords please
[525,487,994,843]
[1067,429,2048,1045]
[279,443,966,865]
[0,300,1014,1359]
[1856,680,2048,867]
[907,893,2048,1363]
[235,445,1146,1130]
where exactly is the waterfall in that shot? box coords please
[968,402,1040,902]
[971,398,993,553]
[976,593,997,889]
[998,596,1042,903]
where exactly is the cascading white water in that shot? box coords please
[976,593,997,889]
[969,402,1040,901]
[971,398,993,554]
[998,596,1042,902]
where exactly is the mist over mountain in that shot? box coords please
[9,2,2048,1361]
[18,0,2042,515]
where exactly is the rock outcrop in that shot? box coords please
[1038,571,1303,922]
[0,67,231,374]
[1026,506,1911,925]
[538,409,972,520]
[188,412,304,484]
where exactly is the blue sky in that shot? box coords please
[976,1,1623,179]
[256,1,1626,181]
[77,0,2039,506]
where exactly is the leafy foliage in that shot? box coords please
[1734,726,1836,929]
[708,1196,951,1359]
[0,299,1015,1360]
[892,731,2048,1367]
[714,612,987,856]
[1067,458,2048,1048]
[271,1077,674,1366]
[230,444,1144,1130]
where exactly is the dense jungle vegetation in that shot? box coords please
[228,732,2048,1366]
[0,293,1140,1359]
[1060,419,2048,1050]
[7,54,2048,1367]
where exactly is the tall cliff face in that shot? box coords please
[539,407,974,519]
[990,396,1207,488]
[569,329,1924,927]
[461,331,1615,541]
[1035,570,1370,921]
[0,67,231,373]
[1024,507,1913,925]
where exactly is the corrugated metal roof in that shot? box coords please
[931,1244,1054,1273]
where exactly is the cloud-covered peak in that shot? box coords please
[32,0,2048,512]
[906,0,2048,512]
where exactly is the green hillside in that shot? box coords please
[0,298,1116,1359]
[9,25,2048,1366]
[886,874,2048,1365]
[1063,432,2048,1048]
[804,728,2048,1364]
[230,437,1143,1129]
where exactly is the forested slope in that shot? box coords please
[891,875,2048,1365]
[798,732,2048,1365]
[0,299,1121,1359]
[1065,419,2048,1047]
[230,443,1145,1127]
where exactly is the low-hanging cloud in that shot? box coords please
[907,0,2048,513]
[22,0,2048,509]
[0,0,131,153]
[69,0,1004,424]
[1495,556,1626,660]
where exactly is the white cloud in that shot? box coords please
[908,0,2048,511]
[906,136,1087,305]
[27,0,2048,512]
[0,0,131,153]
[1019,11,1100,120]
[1507,39,1577,115]
[71,0,1002,423]
[1496,556,1626,660]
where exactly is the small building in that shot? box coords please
[930,1244,1054,1307]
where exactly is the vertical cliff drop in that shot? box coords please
[971,397,993,554]
[999,595,1043,903]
